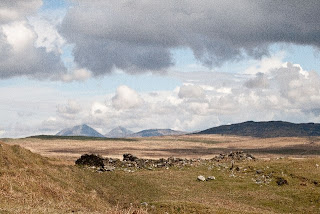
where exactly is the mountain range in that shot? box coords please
[56,124,105,138]
[105,126,133,138]
[129,129,186,137]
[56,125,185,138]
[196,121,320,138]
[55,121,320,139]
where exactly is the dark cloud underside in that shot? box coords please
[61,0,320,75]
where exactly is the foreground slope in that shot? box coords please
[197,121,320,138]
[56,124,105,138]
[1,141,320,213]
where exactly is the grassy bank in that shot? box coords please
[0,142,319,213]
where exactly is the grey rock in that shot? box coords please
[105,166,115,171]
[206,176,216,181]
[256,170,263,174]
[123,153,138,162]
[197,175,206,181]
[140,202,148,206]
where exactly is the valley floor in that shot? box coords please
[2,134,320,162]
[0,135,320,213]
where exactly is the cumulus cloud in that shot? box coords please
[28,9,66,54]
[60,0,320,75]
[245,73,269,89]
[20,58,319,138]
[0,21,66,79]
[178,85,205,99]
[0,0,42,24]
[0,1,69,80]
[112,85,144,110]
[60,68,91,82]
[57,100,82,119]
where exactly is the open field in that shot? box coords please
[2,134,320,162]
[1,135,320,213]
[0,140,320,213]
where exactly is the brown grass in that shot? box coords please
[1,142,319,213]
[3,135,320,162]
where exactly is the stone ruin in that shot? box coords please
[212,151,256,162]
[75,151,256,172]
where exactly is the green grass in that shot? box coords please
[0,142,319,213]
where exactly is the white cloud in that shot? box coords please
[28,9,66,54]
[244,52,285,75]
[0,0,42,24]
[61,68,92,82]
[91,102,108,115]
[112,85,144,110]
[2,21,35,52]
[0,5,67,80]
[57,100,82,119]
[2,47,320,137]
[178,85,205,99]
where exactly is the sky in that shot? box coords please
[1,0,320,137]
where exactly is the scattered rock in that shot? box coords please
[105,166,115,171]
[255,179,263,185]
[206,176,216,181]
[75,151,256,173]
[213,151,255,162]
[123,168,134,173]
[256,170,263,174]
[276,177,288,186]
[123,153,138,162]
[140,202,148,206]
[197,175,206,181]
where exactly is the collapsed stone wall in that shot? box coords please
[75,151,255,172]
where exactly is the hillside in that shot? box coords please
[0,141,320,213]
[56,124,105,138]
[197,121,320,138]
[130,129,186,137]
[105,126,133,138]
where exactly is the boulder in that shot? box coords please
[197,175,206,181]
[75,154,104,168]
[206,176,216,181]
[123,153,138,162]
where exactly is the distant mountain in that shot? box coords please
[196,121,320,138]
[56,124,105,138]
[130,129,186,137]
[105,126,133,138]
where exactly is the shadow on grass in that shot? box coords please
[48,144,320,157]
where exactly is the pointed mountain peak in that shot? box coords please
[56,124,105,138]
[105,126,133,138]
